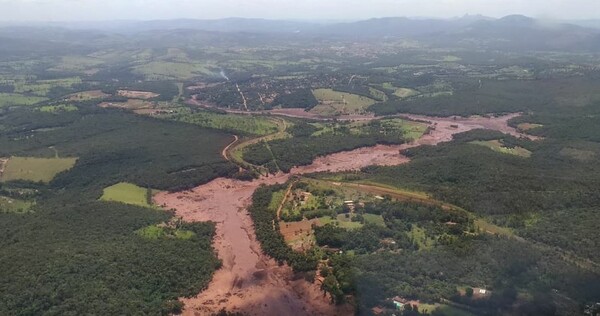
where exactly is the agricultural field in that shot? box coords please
[133,61,213,80]
[311,88,376,115]
[161,109,280,136]
[470,139,532,157]
[0,157,78,183]
[100,182,154,207]
[0,93,47,107]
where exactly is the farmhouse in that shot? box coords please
[391,296,420,310]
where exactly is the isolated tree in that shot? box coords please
[466,287,474,297]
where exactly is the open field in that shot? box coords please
[47,56,104,72]
[13,77,82,96]
[517,122,543,131]
[39,104,78,112]
[65,90,110,101]
[0,195,33,214]
[117,89,160,99]
[394,87,419,98]
[470,140,532,157]
[136,224,196,240]
[99,99,156,110]
[100,182,153,207]
[1,157,77,183]
[163,109,280,136]
[0,93,47,107]
[311,88,376,115]
[381,82,420,98]
[133,61,213,80]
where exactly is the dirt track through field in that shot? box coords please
[153,112,533,316]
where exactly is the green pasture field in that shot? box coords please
[133,61,213,80]
[310,118,427,141]
[1,157,78,183]
[0,196,33,214]
[13,77,82,96]
[470,140,532,158]
[100,182,153,207]
[162,109,280,136]
[311,88,376,115]
[0,93,47,107]
[408,225,435,250]
[136,225,196,240]
[394,87,420,98]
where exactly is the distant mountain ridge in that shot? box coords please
[1,15,599,52]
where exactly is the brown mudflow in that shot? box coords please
[154,112,534,316]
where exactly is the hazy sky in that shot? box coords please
[1,0,599,21]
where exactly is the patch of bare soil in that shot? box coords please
[153,112,532,316]
[117,89,160,99]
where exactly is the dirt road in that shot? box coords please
[153,112,533,316]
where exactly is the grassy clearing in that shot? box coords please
[133,61,213,80]
[309,118,427,141]
[163,109,280,136]
[474,219,515,238]
[99,99,155,110]
[470,140,532,158]
[311,88,376,115]
[379,118,428,141]
[100,182,153,207]
[48,56,104,72]
[13,77,82,96]
[516,123,543,132]
[268,189,286,212]
[363,213,385,226]
[65,90,110,101]
[369,87,388,101]
[408,225,435,250]
[394,87,420,98]
[39,104,78,113]
[117,90,160,99]
[0,196,33,214]
[136,225,196,240]
[0,93,47,107]
[335,214,364,229]
[1,157,77,183]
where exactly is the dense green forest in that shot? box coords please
[243,121,410,172]
[370,78,600,116]
[0,104,235,315]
